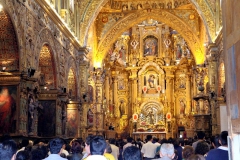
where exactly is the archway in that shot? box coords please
[39,44,56,89]
[96,10,204,65]
[0,9,19,71]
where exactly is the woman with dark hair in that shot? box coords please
[67,141,83,160]
[195,141,210,157]
[182,145,194,160]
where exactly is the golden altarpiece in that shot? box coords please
[93,20,210,139]
[0,0,225,140]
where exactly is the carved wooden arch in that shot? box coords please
[96,10,204,65]
[79,0,214,47]
[138,62,164,75]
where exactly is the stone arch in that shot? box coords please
[35,28,59,87]
[96,10,204,65]
[0,9,19,71]
[38,44,57,89]
[1,0,25,71]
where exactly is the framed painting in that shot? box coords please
[0,85,18,134]
[143,36,158,57]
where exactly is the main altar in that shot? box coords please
[99,19,198,139]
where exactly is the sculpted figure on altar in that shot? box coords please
[147,109,155,124]
[119,100,126,117]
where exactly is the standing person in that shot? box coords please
[153,143,175,160]
[82,135,94,159]
[44,138,67,160]
[206,131,229,160]
[0,139,17,160]
[123,146,142,160]
[67,140,83,160]
[192,131,205,151]
[109,138,119,160]
[141,135,157,159]
[123,137,133,153]
[173,139,182,160]
[85,135,107,160]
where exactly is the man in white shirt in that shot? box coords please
[141,135,157,159]
[109,138,119,160]
[85,135,107,160]
[44,138,67,160]
[123,137,133,153]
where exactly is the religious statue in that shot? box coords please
[180,99,185,115]
[147,109,155,124]
[119,101,126,117]
[87,108,94,127]
[28,96,42,133]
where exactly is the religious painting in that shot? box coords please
[118,78,125,90]
[143,36,158,56]
[0,86,17,134]
[108,40,128,66]
[143,72,160,94]
[87,108,94,127]
[38,101,56,137]
[67,109,78,137]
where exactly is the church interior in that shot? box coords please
[0,0,240,159]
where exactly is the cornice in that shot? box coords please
[35,0,82,50]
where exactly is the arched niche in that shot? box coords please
[138,62,165,95]
[67,68,77,100]
[138,100,164,126]
[0,9,19,71]
[39,44,56,89]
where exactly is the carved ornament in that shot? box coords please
[97,9,204,65]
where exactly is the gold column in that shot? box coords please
[186,74,191,114]
[129,68,139,114]
[105,75,110,103]
[111,70,119,117]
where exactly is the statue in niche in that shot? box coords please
[119,101,126,117]
[28,95,42,133]
[179,99,186,115]
[146,109,155,124]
